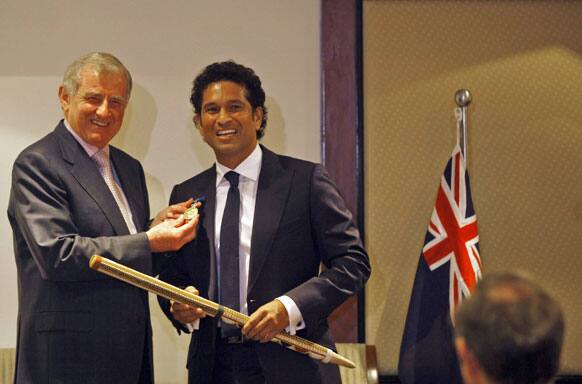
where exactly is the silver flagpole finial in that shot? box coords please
[455,89,472,108]
[454,89,472,160]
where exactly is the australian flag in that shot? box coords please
[398,144,481,384]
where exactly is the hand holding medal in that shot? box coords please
[183,198,203,221]
[182,203,199,220]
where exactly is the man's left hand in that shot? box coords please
[242,300,289,343]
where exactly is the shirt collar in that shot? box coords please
[216,144,262,185]
[63,119,106,158]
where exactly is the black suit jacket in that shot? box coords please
[158,146,370,384]
[8,121,154,384]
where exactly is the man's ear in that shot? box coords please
[455,337,469,363]
[455,337,483,384]
[253,107,263,132]
[58,85,70,111]
[193,114,201,130]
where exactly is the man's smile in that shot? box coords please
[217,129,237,137]
[90,119,110,127]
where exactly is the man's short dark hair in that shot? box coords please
[190,60,268,139]
[455,272,565,384]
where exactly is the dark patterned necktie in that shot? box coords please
[220,171,240,337]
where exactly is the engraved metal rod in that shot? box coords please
[89,255,355,368]
[455,89,472,161]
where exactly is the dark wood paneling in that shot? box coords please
[321,0,364,343]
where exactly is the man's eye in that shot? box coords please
[230,105,242,112]
[205,107,218,114]
[83,94,105,104]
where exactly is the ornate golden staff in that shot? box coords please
[89,255,355,368]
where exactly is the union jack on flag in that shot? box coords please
[422,143,481,322]
[399,143,481,384]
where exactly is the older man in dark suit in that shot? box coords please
[158,61,371,384]
[8,52,198,384]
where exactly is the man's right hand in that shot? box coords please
[150,198,198,228]
[146,215,199,252]
[170,286,207,325]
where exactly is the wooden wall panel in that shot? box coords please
[321,0,364,343]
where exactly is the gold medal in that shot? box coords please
[183,204,199,220]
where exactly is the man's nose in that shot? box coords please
[217,108,232,124]
[96,100,110,117]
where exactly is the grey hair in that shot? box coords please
[62,52,132,99]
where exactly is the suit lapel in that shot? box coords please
[56,122,130,236]
[201,167,218,302]
[180,166,218,301]
[247,147,294,295]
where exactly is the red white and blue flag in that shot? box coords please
[399,144,481,384]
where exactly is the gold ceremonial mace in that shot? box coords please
[89,255,355,368]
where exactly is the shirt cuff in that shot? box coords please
[276,296,305,335]
[185,319,200,332]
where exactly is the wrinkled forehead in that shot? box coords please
[77,67,128,94]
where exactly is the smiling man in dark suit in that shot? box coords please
[8,52,198,384]
[157,61,371,384]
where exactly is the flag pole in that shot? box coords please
[454,89,472,161]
